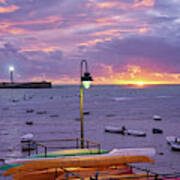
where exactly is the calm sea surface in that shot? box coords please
[0,85,180,178]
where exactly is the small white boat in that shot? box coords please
[153,115,162,121]
[126,129,146,137]
[170,142,180,151]
[166,136,180,145]
[104,126,124,133]
[21,133,34,142]
[166,136,180,151]
[105,126,146,137]
[21,133,36,151]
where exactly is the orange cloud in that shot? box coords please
[1,16,62,27]
[43,65,180,85]
[4,16,62,27]
[0,0,7,4]
[0,16,62,35]
[95,0,154,10]
[93,29,119,36]
[96,2,119,8]
[0,22,29,35]
[134,0,155,7]
[139,27,148,33]
[96,1,132,10]
[88,63,180,85]
[0,5,19,13]
[95,17,114,26]
[78,38,105,46]
[19,46,60,53]
[8,28,29,34]
[127,65,141,79]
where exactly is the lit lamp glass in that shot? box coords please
[9,66,14,72]
[82,81,91,89]
[81,72,93,89]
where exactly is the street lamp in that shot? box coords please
[80,60,93,148]
[9,66,14,83]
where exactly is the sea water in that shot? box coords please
[0,85,180,178]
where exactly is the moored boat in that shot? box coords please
[104,126,124,133]
[21,133,34,142]
[105,126,146,137]
[2,155,154,177]
[166,136,180,145]
[0,147,155,171]
[153,115,162,121]
[171,142,180,151]
[152,128,163,134]
[166,136,180,151]
[21,133,36,151]
[127,129,146,137]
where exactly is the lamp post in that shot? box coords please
[9,66,14,83]
[80,60,93,148]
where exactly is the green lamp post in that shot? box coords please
[80,60,93,148]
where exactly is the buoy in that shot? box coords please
[26,109,34,113]
[153,115,162,121]
[83,112,90,115]
[26,121,33,125]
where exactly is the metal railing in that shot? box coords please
[23,138,101,157]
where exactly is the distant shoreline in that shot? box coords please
[0,81,52,88]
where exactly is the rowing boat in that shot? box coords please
[105,126,146,136]
[0,148,108,170]
[3,155,154,176]
[166,136,180,144]
[1,147,155,180]
[170,142,180,151]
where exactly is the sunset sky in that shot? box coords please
[0,0,180,85]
